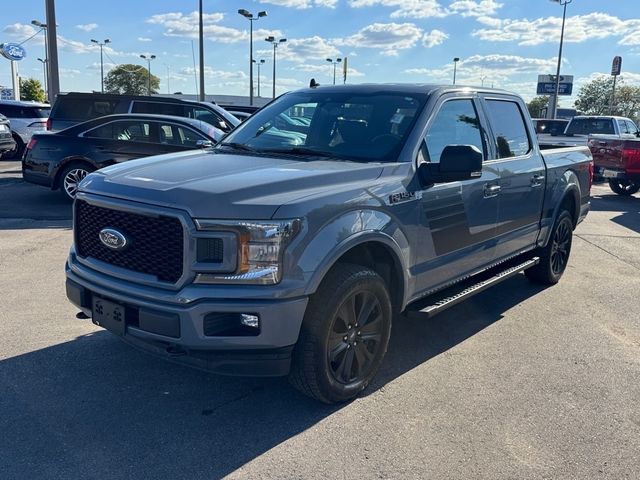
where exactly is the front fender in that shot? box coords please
[294,209,411,306]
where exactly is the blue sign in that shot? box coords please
[536,82,573,96]
[0,43,27,61]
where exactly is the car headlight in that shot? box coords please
[194,219,301,285]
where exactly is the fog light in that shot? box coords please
[240,314,259,329]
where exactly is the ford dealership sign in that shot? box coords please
[0,43,27,61]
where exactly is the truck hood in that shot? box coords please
[80,150,385,219]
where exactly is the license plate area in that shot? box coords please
[603,169,623,179]
[92,296,126,335]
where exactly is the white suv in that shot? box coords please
[0,100,51,159]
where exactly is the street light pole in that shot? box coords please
[31,20,49,101]
[326,58,342,85]
[266,36,286,98]
[198,0,205,101]
[238,9,267,106]
[43,0,60,100]
[453,57,460,85]
[253,59,265,97]
[37,58,48,99]
[549,0,572,119]
[91,39,110,93]
[140,54,156,95]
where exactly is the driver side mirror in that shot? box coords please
[196,139,214,148]
[418,144,483,185]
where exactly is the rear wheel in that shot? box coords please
[58,164,94,201]
[2,134,24,159]
[289,263,392,404]
[526,210,573,285]
[608,179,640,196]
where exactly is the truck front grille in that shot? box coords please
[75,200,184,284]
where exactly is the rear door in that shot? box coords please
[83,119,160,164]
[413,94,499,292]
[480,95,545,259]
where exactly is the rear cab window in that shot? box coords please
[565,118,615,135]
[484,99,531,159]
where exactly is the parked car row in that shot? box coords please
[14,92,263,200]
[0,100,51,159]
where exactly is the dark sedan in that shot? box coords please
[22,113,223,200]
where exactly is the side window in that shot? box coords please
[618,120,629,134]
[485,100,531,159]
[86,121,153,142]
[191,107,228,132]
[625,120,638,135]
[159,123,207,147]
[424,99,484,163]
[131,101,184,117]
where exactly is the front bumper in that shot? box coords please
[66,262,308,377]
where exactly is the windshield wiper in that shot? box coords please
[261,147,335,158]
[218,142,257,153]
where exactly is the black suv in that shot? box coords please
[48,92,240,134]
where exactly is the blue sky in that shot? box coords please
[1,0,639,106]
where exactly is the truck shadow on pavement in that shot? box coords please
[0,275,545,480]
[589,190,640,234]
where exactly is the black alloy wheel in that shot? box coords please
[608,179,640,196]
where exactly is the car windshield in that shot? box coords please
[565,118,615,135]
[218,90,427,162]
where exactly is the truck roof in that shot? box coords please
[295,83,517,96]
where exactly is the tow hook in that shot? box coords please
[166,345,188,357]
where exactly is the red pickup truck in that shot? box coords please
[588,135,640,195]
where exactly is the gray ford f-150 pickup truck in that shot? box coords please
[66,84,592,403]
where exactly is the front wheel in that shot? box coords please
[59,164,94,201]
[289,263,392,404]
[526,210,573,285]
[608,179,640,196]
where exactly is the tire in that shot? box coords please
[525,210,573,285]
[58,163,94,201]
[2,134,24,160]
[608,179,640,196]
[289,263,392,404]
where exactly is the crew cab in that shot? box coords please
[65,85,592,403]
[538,115,638,149]
[589,135,640,195]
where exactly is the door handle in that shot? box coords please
[531,174,545,187]
[484,184,501,198]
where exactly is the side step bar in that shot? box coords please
[405,257,540,320]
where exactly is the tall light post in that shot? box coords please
[253,59,265,97]
[265,36,286,98]
[238,9,267,106]
[549,0,572,119]
[31,20,49,100]
[37,58,48,100]
[140,54,156,95]
[91,38,110,93]
[326,58,342,85]
[452,57,460,85]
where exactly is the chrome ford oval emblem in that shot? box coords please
[99,228,127,250]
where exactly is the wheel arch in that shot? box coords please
[52,156,100,190]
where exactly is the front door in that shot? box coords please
[413,96,499,294]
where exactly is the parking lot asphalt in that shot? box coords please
[1,158,639,480]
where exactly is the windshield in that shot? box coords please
[565,118,615,135]
[218,90,427,162]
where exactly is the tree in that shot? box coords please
[20,78,46,102]
[574,76,640,120]
[527,96,549,118]
[104,64,160,95]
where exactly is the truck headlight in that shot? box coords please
[194,219,301,285]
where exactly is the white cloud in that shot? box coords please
[258,0,338,8]
[335,22,423,56]
[348,0,448,19]
[178,66,248,80]
[473,12,640,46]
[137,37,152,42]
[87,62,116,71]
[76,23,98,32]
[422,29,448,48]
[3,23,44,45]
[263,36,341,63]
[147,11,282,44]
[448,0,502,17]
